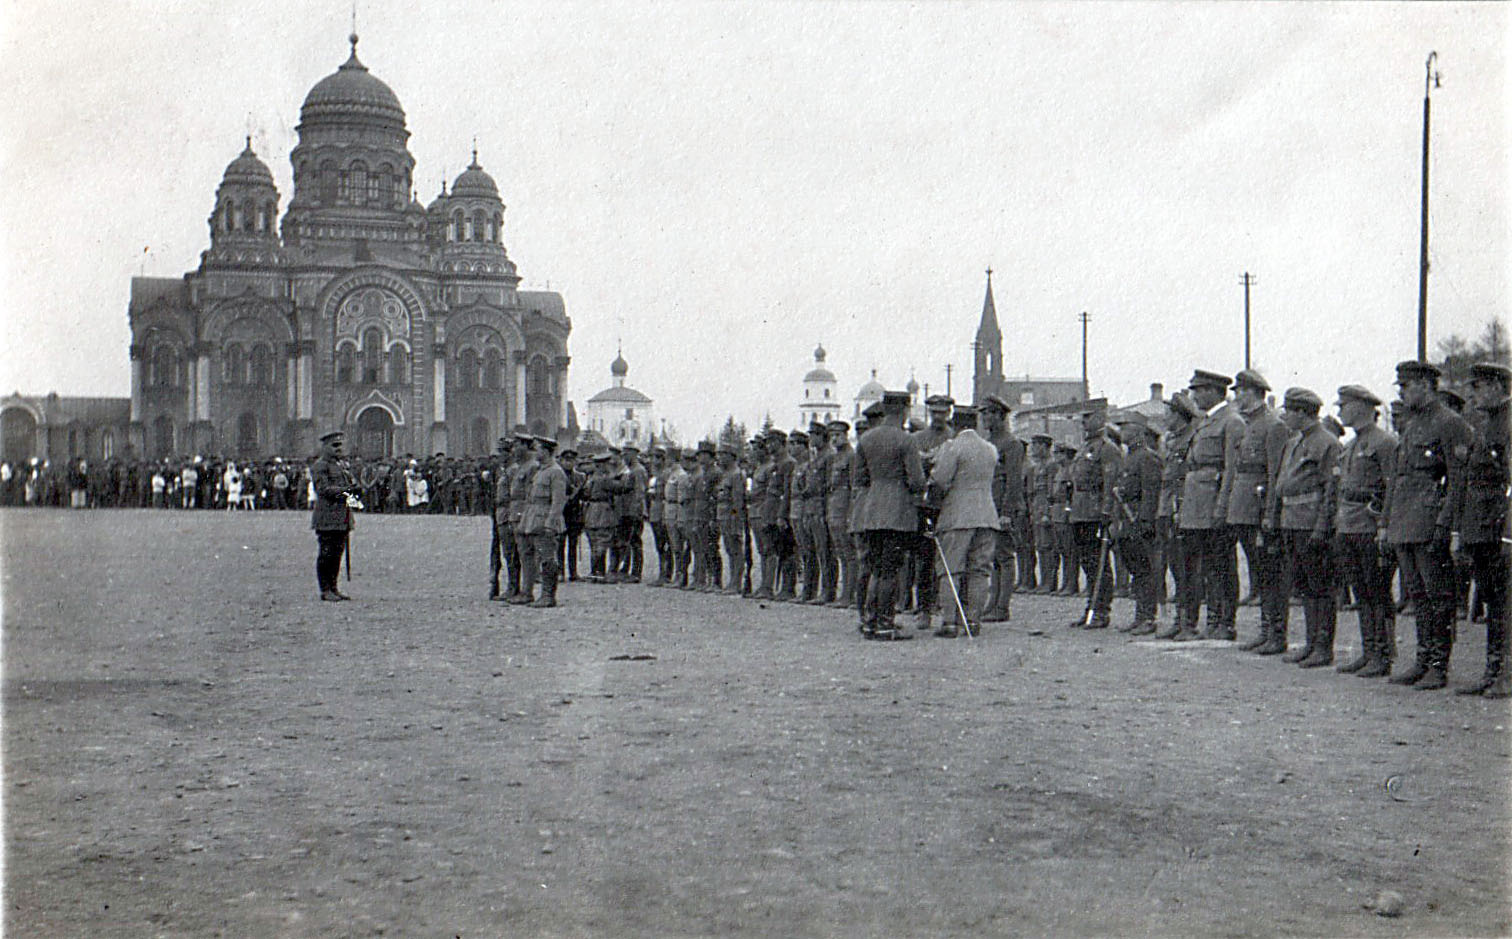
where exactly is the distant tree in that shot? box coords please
[761,413,774,434]
[1438,319,1511,386]
[717,416,748,456]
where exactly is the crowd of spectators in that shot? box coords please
[0,454,497,515]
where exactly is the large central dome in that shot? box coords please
[299,35,406,132]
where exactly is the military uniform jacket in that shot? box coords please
[1268,422,1341,535]
[827,446,853,525]
[1115,445,1163,528]
[1226,405,1290,526]
[310,456,355,532]
[1456,397,1509,545]
[492,459,514,526]
[1159,423,1195,520]
[564,469,588,528]
[663,467,687,526]
[803,452,829,517]
[989,432,1028,520]
[764,456,793,527]
[1384,399,1472,545]
[1179,402,1245,530]
[519,463,567,535]
[929,430,1001,532]
[912,426,953,462]
[1050,459,1073,523]
[716,466,747,524]
[508,462,538,527]
[853,425,925,532]
[1334,423,1396,536]
[1028,456,1054,522]
[647,471,665,524]
[685,467,711,523]
[749,462,769,525]
[788,460,809,525]
[586,475,619,529]
[1069,434,1123,524]
[847,449,867,534]
[624,463,649,520]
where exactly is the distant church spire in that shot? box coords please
[972,267,1003,405]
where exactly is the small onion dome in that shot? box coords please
[452,157,500,201]
[906,377,920,394]
[611,352,629,378]
[221,138,275,187]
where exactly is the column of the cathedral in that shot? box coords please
[430,342,447,454]
[513,351,528,429]
[555,354,571,432]
[284,342,299,419]
[127,344,145,456]
[298,341,315,419]
[190,342,214,454]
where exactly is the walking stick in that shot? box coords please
[930,533,975,639]
[1082,522,1110,627]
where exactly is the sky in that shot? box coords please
[1,1,1506,442]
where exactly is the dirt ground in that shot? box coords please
[3,508,1509,938]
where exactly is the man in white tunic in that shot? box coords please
[927,405,1001,637]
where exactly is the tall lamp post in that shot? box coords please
[1418,51,1440,361]
[1239,272,1256,370]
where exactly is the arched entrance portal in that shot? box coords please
[2,407,38,464]
[237,412,259,457]
[355,407,395,459]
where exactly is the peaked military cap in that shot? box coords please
[535,436,558,452]
[1054,441,1077,454]
[514,431,534,444]
[697,440,717,455]
[1336,384,1382,407]
[319,430,344,443]
[1282,387,1323,412]
[924,394,954,410]
[808,422,828,437]
[1233,368,1270,392]
[766,429,787,441]
[1104,425,1123,445]
[1031,432,1054,444]
[622,444,640,454]
[949,405,978,429]
[717,443,739,457]
[827,420,850,434]
[881,390,912,411]
[981,393,1013,414]
[1188,369,1232,390]
[650,446,666,456]
[1114,411,1149,427]
[1440,387,1465,411]
[1395,360,1441,383]
[1471,362,1512,386]
[788,430,808,444]
[559,447,578,458]
[665,446,682,459]
[862,400,887,420]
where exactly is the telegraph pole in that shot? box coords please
[1239,272,1256,369]
[944,364,953,399]
[1079,311,1091,399]
[1418,52,1440,361]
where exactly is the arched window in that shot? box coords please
[242,199,256,232]
[336,344,355,384]
[493,213,502,243]
[319,161,338,203]
[378,163,395,207]
[152,346,178,387]
[457,349,479,391]
[361,327,383,384]
[350,162,367,206]
[224,344,245,385]
[101,430,115,460]
[451,211,464,243]
[250,345,272,387]
[222,199,236,231]
[483,349,503,390]
[471,416,490,456]
[528,356,550,397]
[472,210,486,243]
[153,415,175,458]
[388,345,409,385]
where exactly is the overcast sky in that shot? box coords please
[1,1,1505,441]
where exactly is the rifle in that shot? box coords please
[1081,522,1110,627]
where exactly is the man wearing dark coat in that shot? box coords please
[854,391,926,640]
[311,431,356,602]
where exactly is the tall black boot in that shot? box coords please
[1299,601,1334,668]
[1283,603,1314,663]
[531,568,558,608]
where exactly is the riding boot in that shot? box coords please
[1337,604,1371,672]
[1298,601,1334,667]
[1239,618,1271,652]
[531,569,558,608]
[1283,605,1314,663]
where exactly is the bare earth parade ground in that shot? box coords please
[4,509,1509,937]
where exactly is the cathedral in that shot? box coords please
[127,34,570,460]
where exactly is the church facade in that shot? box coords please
[127,35,570,461]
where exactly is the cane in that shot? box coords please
[1081,523,1109,627]
[930,533,975,639]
